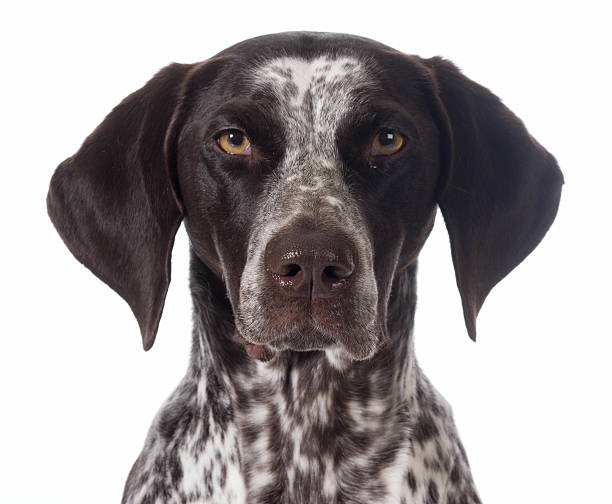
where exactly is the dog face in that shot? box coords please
[47,32,563,361]
[175,52,440,360]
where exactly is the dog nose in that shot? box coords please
[265,231,355,298]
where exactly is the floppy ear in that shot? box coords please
[423,57,564,340]
[47,63,194,350]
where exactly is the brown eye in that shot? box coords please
[371,128,404,156]
[217,129,251,155]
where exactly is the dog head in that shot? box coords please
[47,32,563,361]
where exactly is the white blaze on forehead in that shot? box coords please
[252,55,371,162]
[253,55,367,108]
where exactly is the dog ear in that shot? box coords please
[47,63,195,350]
[423,57,563,340]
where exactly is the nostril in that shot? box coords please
[278,263,302,277]
[323,265,351,280]
[320,259,354,294]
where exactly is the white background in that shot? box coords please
[1,1,610,502]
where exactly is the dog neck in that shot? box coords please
[161,252,461,501]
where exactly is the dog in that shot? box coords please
[47,32,563,504]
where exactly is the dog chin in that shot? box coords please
[235,323,379,362]
[235,325,335,361]
[267,330,337,353]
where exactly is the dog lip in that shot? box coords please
[234,331,270,360]
[234,320,337,356]
[245,342,265,359]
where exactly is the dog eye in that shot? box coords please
[217,129,251,156]
[371,128,404,156]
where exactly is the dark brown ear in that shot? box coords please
[423,57,564,340]
[47,63,194,350]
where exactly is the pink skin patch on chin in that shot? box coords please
[245,342,264,359]
[234,331,265,360]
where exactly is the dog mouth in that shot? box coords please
[235,321,338,361]
[244,340,267,360]
[235,294,382,361]
[233,332,269,360]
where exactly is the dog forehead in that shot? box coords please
[248,55,372,129]
[252,55,366,96]
[241,54,375,177]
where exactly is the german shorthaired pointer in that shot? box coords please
[47,32,563,503]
